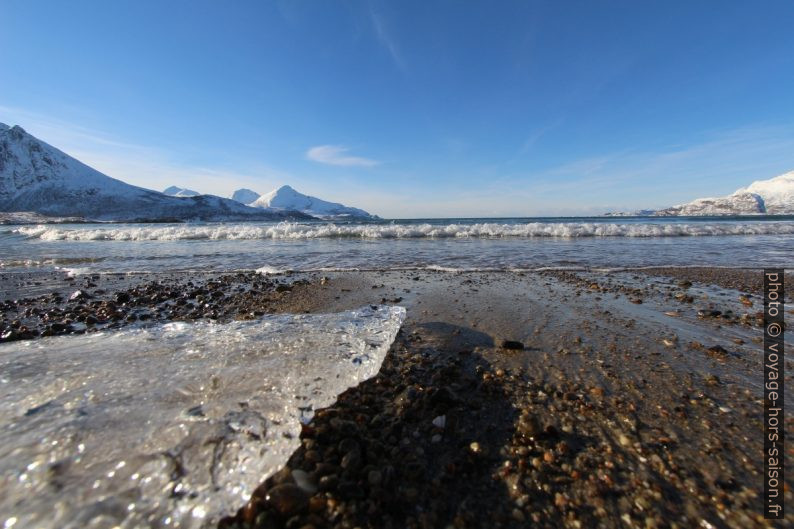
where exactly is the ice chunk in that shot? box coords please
[0,305,405,529]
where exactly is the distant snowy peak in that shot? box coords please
[654,192,765,216]
[0,123,313,222]
[249,185,377,219]
[163,186,200,197]
[734,170,794,214]
[610,170,794,216]
[231,188,261,205]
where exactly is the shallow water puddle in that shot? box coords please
[0,305,405,529]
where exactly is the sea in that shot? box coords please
[2,215,794,275]
[1,215,792,529]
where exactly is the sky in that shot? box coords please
[2,0,794,218]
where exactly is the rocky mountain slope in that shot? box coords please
[0,123,312,222]
[608,170,794,216]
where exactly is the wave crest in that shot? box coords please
[16,221,794,241]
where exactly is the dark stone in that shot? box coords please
[500,339,524,350]
[517,412,542,438]
[115,292,131,304]
[265,484,309,517]
[706,345,729,357]
[318,474,339,491]
[340,449,361,470]
[69,290,90,301]
[338,438,359,454]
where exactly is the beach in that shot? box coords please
[5,1,794,524]
[1,266,791,528]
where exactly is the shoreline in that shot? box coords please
[1,268,792,527]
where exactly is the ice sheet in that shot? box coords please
[0,305,405,529]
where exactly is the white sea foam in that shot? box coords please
[255,265,287,275]
[16,221,794,241]
[0,306,405,529]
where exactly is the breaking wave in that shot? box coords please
[16,221,794,241]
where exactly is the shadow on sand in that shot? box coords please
[220,320,525,528]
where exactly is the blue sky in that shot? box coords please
[2,0,794,217]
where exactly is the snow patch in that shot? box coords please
[249,185,376,219]
[163,185,201,197]
[230,188,261,205]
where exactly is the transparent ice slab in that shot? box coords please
[0,305,406,529]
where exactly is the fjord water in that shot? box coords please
[2,216,794,275]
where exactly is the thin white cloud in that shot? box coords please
[517,117,565,156]
[306,145,380,167]
[506,123,794,212]
[369,10,406,71]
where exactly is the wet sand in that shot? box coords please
[1,268,792,528]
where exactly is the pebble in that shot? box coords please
[4,269,774,529]
[706,345,729,358]
[367,470,383,486]
[317,473,338,491]
[69,290,89,301]
[308,495,326,513]
[265,484,309,517]
[500,339,524,350]
[291,469,317,494]
[517,412,542,438]
[340,450,361,470]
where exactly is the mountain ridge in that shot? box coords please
[233,184,377,219]
[231,188,261,205]
[606,170,794,216]
[0,123,313,222]
[163,186,200,197]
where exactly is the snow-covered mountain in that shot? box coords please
[231,188,261,205]
[163,185,200,197]
[653,191,766,216]
[735,171,794,214]
[0,123,313,222]
[238,184,377,219]
[607,170,794,216]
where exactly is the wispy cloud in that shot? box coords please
[369,9,405,71]
[517,118,565,156]
[306,145,380,167]
[510,123,794,212]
